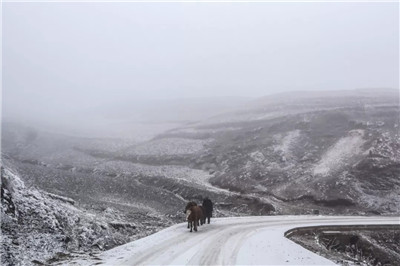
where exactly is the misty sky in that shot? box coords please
[3,2,399,121]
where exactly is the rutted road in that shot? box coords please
[87,216,399,265]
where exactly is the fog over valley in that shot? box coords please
[3,2,398,137]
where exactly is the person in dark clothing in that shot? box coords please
[202,197,213,224]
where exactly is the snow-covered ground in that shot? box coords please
[70,215,398,265]
[273,129,301,161]
[313,130,365,176]
[91,160,234,196]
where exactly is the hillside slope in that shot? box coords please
[161,89,400,214]
[0,167,170,265]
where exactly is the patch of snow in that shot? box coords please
[353,182,400,213]
[273,130,301,160]
[93,161,234,196]
[129,138,212,156]
[313,130,366,176]
[249,151,265,163]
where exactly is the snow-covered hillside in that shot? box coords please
[2,88,399,265]
[0,168,171,265]
[313,129,365,176]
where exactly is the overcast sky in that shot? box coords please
[3,2,399,121]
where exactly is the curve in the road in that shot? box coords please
[90,215,399,265]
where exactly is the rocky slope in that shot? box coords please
[0,167,171,265]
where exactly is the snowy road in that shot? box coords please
[89,216,399,265]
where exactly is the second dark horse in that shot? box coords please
[202,197,213,224]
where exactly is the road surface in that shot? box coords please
[85,215,399,265]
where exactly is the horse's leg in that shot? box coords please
[194,218,198,232]
[207,216,210,224]
[187,222,189,229]
[190,221,192,232]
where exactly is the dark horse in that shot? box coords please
[202,197,213,224]
[186,205,204,232]
[184,202,205,232]
[184,201,197,229]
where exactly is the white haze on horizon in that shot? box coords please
[2,2,399,138]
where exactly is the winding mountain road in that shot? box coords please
[91,216,398,265]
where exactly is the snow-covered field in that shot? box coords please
[71,215,398,265]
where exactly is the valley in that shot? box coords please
[1,89,399,265]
